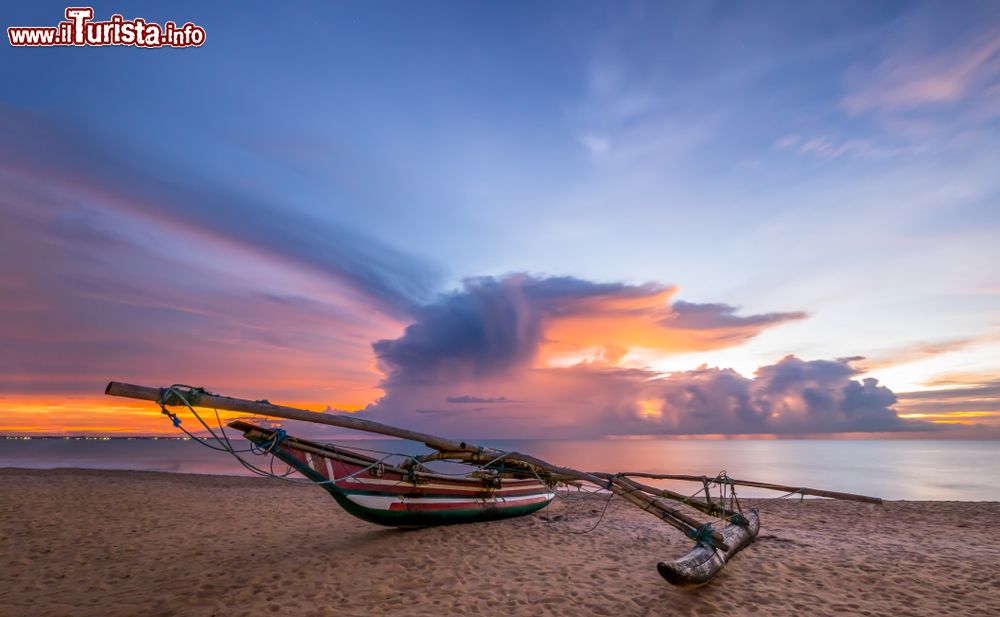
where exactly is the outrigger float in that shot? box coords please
[105,381,882,588]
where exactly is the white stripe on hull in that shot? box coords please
[345,491,555,511]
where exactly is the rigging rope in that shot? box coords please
[155,385,540,490]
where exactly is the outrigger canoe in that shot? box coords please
[105,382,881,588]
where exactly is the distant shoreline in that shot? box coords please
[1,435,201,440]
[4,433,1000,441]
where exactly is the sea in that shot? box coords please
[2,437,998,501]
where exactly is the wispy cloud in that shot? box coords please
[843,22,1000,115]
[861,337,984,370]
[0,108,422,406]
[576,132,611,157]
[0,109,440,318]
[446,395,516,404]
[774,134,902,160]
[896,376,1000,427]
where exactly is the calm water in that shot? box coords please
[2,438,998,501]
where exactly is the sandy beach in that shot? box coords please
[2,468,998,617]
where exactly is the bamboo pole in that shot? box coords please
[619,472,883,505]
[105,382,491,454]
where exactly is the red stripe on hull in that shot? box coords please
[334,479,547,498]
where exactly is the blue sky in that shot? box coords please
[1,1,998,436]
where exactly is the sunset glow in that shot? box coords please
[1,2,998,439]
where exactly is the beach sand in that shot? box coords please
[1,468,998,617]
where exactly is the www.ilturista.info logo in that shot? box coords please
[8,7,205,48]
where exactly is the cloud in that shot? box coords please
[895,376,1000,425]
[0,198,393,405]
[446,395,513,404]
[577,133,611,157]
[774,133,903,161]
[667,301,807,330]
[922,371,1000,387]
[361,351,925,438]
[371,275,546,386]
[371,274,805,388]
[0,108,440,318]
[605,356,920,435]
[842,19,1000,116]
[861,337,983,370]
[357,274,921,437]
[774,135,800,150]
[0,109,415,406]
[796,137,880,160]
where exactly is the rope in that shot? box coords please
[540,488,615,535]
[250,428,286,455]
[686,523,716,548]
[157,385,331,484]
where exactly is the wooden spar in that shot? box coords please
[497,451,730,551]
[105,382,491,455]
[619,472,883,505]
[593,473,727,520]
[607,477,721,541]
[105,381,729,551]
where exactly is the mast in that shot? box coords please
[105,381,487,454]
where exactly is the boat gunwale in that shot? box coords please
[230,421,550,488]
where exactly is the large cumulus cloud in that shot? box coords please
[373,274,805,385]
[361,275,922,438]
[610,356,915,435]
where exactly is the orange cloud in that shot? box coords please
[860,336,998,371]
[894,375,1000,427]
[541,290,805,365]
[0,391,378,436]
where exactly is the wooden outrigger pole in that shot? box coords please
[105,381,881,588]
[618,472,883,505]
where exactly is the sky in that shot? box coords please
[1,1,999,438]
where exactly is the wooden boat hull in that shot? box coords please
[656,509,760,588]
[233,422,555,527]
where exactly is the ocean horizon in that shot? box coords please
[3,437,998,501]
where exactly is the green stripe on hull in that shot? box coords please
[326,488,552,528]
